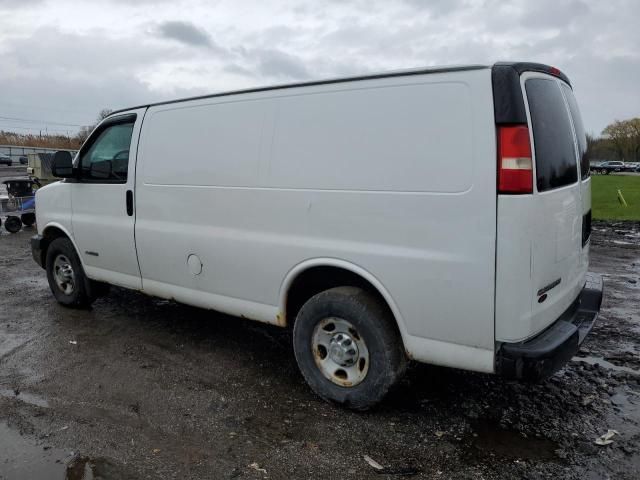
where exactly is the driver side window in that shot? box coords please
[80,122,135,182]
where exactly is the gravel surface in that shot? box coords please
[0,200,639,478]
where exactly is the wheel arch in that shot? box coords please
[279,258,407,342]
[40,223,84,269]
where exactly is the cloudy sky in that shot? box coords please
[0,0,638,136]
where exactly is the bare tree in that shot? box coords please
[602,118,640,162]
[75,108,113,144]
[97,108,113,121]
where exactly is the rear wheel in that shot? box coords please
[45,237,95,307]
[293,286,406,410]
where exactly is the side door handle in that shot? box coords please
[126,190,134,216]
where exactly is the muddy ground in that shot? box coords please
[1,183,639,479]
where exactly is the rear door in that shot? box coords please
[495,68,588,342]
[522,73,588,336]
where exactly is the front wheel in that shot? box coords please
[293,286,407,410]
[45,237,95,307]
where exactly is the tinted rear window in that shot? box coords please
[561,84,589,179]
[525,78,578,191]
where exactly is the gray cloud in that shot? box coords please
[156,20,215,48]
[6,27,174,74]
[402,0,469,17]
[0,0,637,135]
[0,0,42,7]
[253,49,310,80]
[0,26,202,130]
[517,0,591,29]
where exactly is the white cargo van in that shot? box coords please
[32,62,603,409]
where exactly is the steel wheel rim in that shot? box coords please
[53,254,75,295]
[312,317,369,387]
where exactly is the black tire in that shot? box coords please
[21,213,36,227]
[45,237,95,307]
[293,286,407,410]
[4,216,22,233]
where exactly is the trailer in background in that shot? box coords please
[27,152,54,186]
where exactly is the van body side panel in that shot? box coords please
[135,69,497,367]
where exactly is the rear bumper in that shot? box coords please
[496,272,603,380]
[31,234,45,268]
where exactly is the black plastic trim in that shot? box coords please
[501,62,571,86]
[496,272,603,380]
[491,62,572,125]
[492,64,528,124]
[108,65,489,116]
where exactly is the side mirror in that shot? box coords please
[51,151,74,178]
[89,160,112,179]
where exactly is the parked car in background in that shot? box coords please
[594,161,625,174]
[0,154,12,166]
[19,156,28,165]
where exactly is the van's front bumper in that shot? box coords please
[496,272,603,381]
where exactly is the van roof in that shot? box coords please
[109,62,568,116]
[109,64,488,115]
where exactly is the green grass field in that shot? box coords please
[591,175,640,221]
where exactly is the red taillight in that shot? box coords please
[498,125,533,194]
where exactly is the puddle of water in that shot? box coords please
[466,420,558,462]
[573,356,640,376]
[609,389,640,421]
[0,388,49,408]
[0,421,67,479]
[66,456,137,480]
[0,421,133,479]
